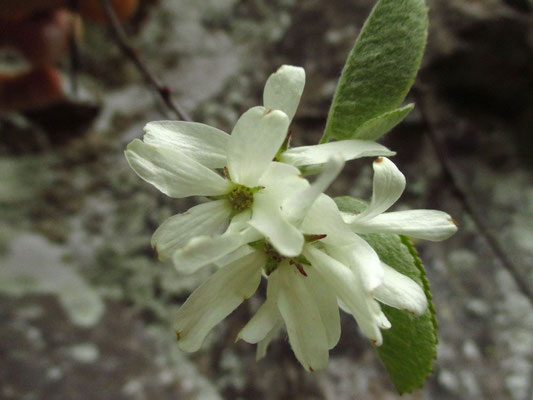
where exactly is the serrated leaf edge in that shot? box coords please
[395,235,438,394]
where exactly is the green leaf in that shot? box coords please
[334,196,438,394]
[350,104,414,141]
[321,0,428,143]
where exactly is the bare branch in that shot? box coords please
[99,0,191,121]
[68,15,79,95]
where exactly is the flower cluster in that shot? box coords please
[125,65,457,371]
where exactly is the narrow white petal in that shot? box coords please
[238,299,280,344]
[227,106,290,187]
[151,200,231,262]
[172,228,261,274]
[337,298,350,315]
[143,121,229,168]
[174,251,263,352]
[283,156,344,227]
[374,262,428,315]
[377,311,392,330]
[249,188,304,257]
[303,266,341,349]
[326,236,384,293]
[256,270,282,360]
[256,320,282,361]
[276,265,329,371]
[304,246,383,345]
[125,139,231,198]
[263,65,305,122]
[357,157,406,219]
[280,140,395,167]
[347,209,458,241]
[301,194,355,246]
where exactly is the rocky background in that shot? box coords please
[1,0,532,399]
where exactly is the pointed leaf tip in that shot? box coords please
[321,0,428,143]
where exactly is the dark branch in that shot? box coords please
[68,15,79,96]
[415,89,533,305]
[99,0,191,121]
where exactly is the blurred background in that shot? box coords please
[0,0,532,399]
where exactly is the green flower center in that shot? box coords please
[228,185,254,211]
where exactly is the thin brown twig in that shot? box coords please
[99,0,191,121]
[68,15,79,95]
[415,89,533,306]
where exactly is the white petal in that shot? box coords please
[283,156,344,227]
[304,246,383,345]
[346,209,458,241]
[172,227,262,274]
[280,140,395,167]
[256,320,282,361]
[151,200,231,261]
[225,209,253,233]
[357,157,405,219]
[339,295,391,330]
[213,211,258,268]
[255,269,283,360]
[143,121,229,168]
[214,245,254,268]
[249,178,304,257]
[263,65,305,122]
[303,266,341,349]
[276,265,329,371]
[377,311,392,330]
[125,139,231,198]
[227,106,290,187]
[374,262,428,315]
[258,162,308,218]
[249,188,304,257]
[174,251,263,352]
[337,298,351,315]
[326,236,384,293]
[258,162,307,192]
[301,194,354,246]
[238,299,280,344]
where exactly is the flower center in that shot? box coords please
[228,185,255,211]
[250,240,312,277]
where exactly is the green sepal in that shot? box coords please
[334,195,438,394]
[304,233,328,243]
[274,133,292,161]
[349,104,414,141]
[264,258,278,275]
[321,0,428,143]
[293,254,311,266]
[248,239,265,251]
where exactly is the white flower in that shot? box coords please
[208,158,456,370]
[170,156,439,371]
[172,191,430,372]
[124,65,456,372]
[125,65,394,268]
